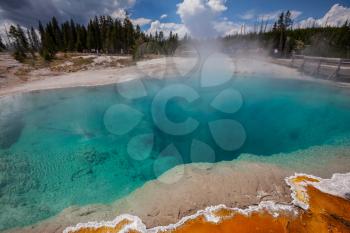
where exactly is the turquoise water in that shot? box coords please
[1,75,350,230]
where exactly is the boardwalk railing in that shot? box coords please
[290,55,350,81]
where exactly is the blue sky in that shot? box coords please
[131,0,350,23]
[0,0,350,37]
[129,0,350,37]
[225,0,350,19]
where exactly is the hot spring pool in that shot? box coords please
[1,75,350,231]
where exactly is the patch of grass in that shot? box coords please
[116,58,135,67]
[72,56,94,66]
[14,67,32,80]
[15,53,136,76]
[22,54,49,69]
[50,55,94,72]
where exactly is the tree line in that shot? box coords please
[2,11,350,60]
[224,11,350,58]
[2,16,179,61]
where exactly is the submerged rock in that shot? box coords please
[71,167,93,181]
[83,150,110,166]
[0,113,24,149]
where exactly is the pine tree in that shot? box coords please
[30,27,40,51]
[51,17,63,50]
[17,25,29,51]
[277,12,285,30]
[26,28,36,58]
[284,11,293,29]
[155,31,159,43]
[8,25,29,61]
[114,19,123,53]
[0,36,6,51]
[277,12,286,56]
[136,25,141,39]
[61,21,70,51]
[27,15,178,60]
[93,16,102,52]
[68,19,77,51]
[110,21,118,53]
[38,21,45,48]
[164,31,178,55]
[87,19,96,51]
[159,31,164,43]
[39,20,57,61]
[272,22,277,32]
[75,24,87,52]
[123,17,135,53]
[103,16,114,53]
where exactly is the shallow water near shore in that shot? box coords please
[1,75,350,231]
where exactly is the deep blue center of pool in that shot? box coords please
[1,75,350,231]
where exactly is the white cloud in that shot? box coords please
[258,10,281,20]
[239,10,255,20]
[218,4,349,36]
[0,19,32,45]
[207,0,227,13]
[214,8,303,36]
[132,17,152,26]
[111,8,127,19]
[177,0,206,17]
[297,17,317,28]
[147,20,189,38]
[214,19,253,36]
[214,20,241,36]
[258,10,302,21]
[112,9,152,27]
[0,19,15,40]
[297,4,350,28]
[322,4,350,25]
[239,8,303,22]
[160,14,168,19]
[176,0,228,38]
[290,10,302,20]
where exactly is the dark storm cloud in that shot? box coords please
[1,0,30,9]
[0,0,60,26]
[0,0,135,26]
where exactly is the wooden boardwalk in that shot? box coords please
[273,55,350,82]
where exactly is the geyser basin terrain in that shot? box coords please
[1,74,350,231]
[63,172,350,233]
